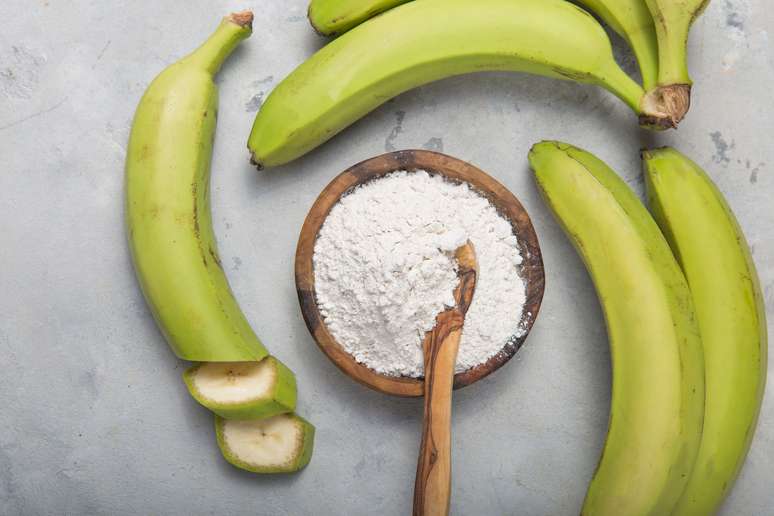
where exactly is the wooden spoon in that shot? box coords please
[413,241,478,516]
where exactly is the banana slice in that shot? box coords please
[184,357,296,420]
[215,413,315,473]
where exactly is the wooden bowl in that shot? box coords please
[295,150,545,397]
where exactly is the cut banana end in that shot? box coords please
[183,356,296,420]
[215,413,315,473]
[639,84,692,130]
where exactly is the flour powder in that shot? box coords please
[313,170,527,377]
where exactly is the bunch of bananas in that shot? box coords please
[530,143,766,516]
[247,0,710,168]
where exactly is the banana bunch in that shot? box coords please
[308,0,660,90]
[530,142,766,514]
[125,12,314,474]
[530,142,705,515]
[250,0,653,168]
[246,0,710,168]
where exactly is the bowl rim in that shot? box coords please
[294,149,545,397]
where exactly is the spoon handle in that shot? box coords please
[413,310,463,516]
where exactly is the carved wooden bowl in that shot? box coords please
[295,150,545,397]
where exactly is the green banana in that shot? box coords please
[308,0,660,91]
[308,0,410,36]
[529,142,705,516]
[642,0,711,126]
[574,0,660,90]
[248,0,676,169]
[643,148,767,516]
[125,12,267,362]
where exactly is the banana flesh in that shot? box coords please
[529,142,705,516]
[308,0,410,36]
[644,147,767,516]
[216,414,316,473]
[188,361,279,405]
[126,13,266,362]
[249,0,659,169]
[184,357,298,420]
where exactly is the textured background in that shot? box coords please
[1,1,772,514]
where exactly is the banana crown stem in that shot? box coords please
[182,12,253,75]
[639,84,692,129]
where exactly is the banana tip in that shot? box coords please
[640,146,671,161]
[249,151,264,170]
[306,4,330,37]
[228,11,254,29]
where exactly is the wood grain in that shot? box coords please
[413,243,477,516]
[295,149,545,397]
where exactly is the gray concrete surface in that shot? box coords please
[1,1,772,514]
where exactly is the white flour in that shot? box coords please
[313,170,527,377]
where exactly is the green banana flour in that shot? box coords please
[313,170,528,377]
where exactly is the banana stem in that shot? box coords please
[654,19,692,87]
[639,1,697,128]
[629,27,660,91]
[600,64,646,114]
[639,84,691,129]
[183,11,253,75]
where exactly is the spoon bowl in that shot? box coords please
[295,150,545,397]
